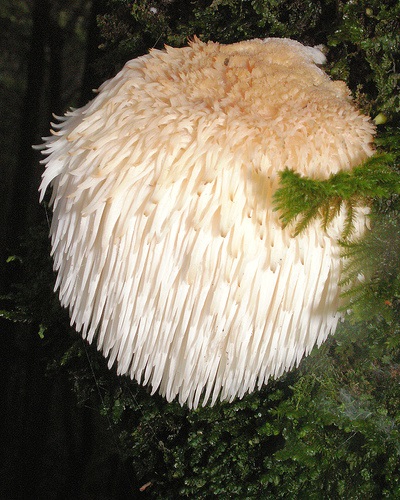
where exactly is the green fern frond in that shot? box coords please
[339,200,400,319]
[273,154,399,238]
[273,168,327,228]
[292,207,320,237]
[326,197,343,230]
[341,199,359,240]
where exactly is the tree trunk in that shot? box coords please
[80,0,105,105]
[7,0,49,254]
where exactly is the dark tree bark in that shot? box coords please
[1,3,50,494]
[48,14,65,117]
[7,0,49,254]
[1,2,105,498]
[80,0,106,105]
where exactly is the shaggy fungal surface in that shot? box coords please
[39,38,375,408]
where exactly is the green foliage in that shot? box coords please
[274,154,399,238]
[340,204,400,322]
[327,0,400,118]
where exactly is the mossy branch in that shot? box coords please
[273,154,399,238]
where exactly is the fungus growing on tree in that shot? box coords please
[39,38,375,408]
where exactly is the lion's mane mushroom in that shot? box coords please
[39,38,375,408]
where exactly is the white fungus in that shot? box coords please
[39,38,375,408]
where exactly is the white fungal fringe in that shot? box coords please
[39,38,375,408]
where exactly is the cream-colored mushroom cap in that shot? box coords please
[39,38,375,408]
